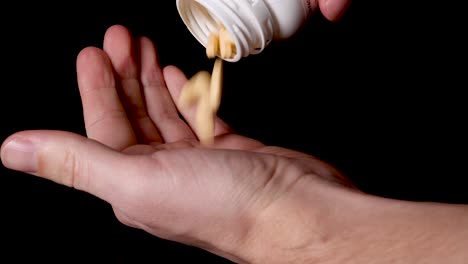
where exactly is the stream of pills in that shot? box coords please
[178,24,235,145]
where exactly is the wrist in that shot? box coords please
[236,176,468,264]
[236,176,364,263]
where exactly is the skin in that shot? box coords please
[1,4,468,263]
[312,0,352,21]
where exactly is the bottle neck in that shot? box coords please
[177,0,274,62]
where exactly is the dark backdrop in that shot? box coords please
[1,1,466,263]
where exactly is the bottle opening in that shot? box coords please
[177,0,276,62]
[177,0,242,62]
[178,0,218,45]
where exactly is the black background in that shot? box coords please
[1,1,467,263]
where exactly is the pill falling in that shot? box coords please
[179,22,235,145]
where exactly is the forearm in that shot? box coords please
[237,177,468,264]
[333,194,468,264]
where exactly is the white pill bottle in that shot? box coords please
[176,0,313,62]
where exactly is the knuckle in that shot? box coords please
[61,147,89,190]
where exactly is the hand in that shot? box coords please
[2,25,467,264]
[315,0,353,21]
[0,24,354,261]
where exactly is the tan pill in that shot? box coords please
[206,23,236,60]
[219,27,234,59]
[177,22,235,145]
[196,95,214,145]
[219,41,230,59]
[206,32,219,59]
[178,69,216,145]
[210,58,223,112]
[178,71,211,108]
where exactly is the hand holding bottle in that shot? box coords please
[177,0,352,61]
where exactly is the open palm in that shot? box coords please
[1,24,357,262]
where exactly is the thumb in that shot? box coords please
[1,130,140,204]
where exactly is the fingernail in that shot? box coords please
[1,138,38,173]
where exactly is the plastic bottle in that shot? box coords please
[176,0,313,62]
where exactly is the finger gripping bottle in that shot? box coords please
[176,0,313,62]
